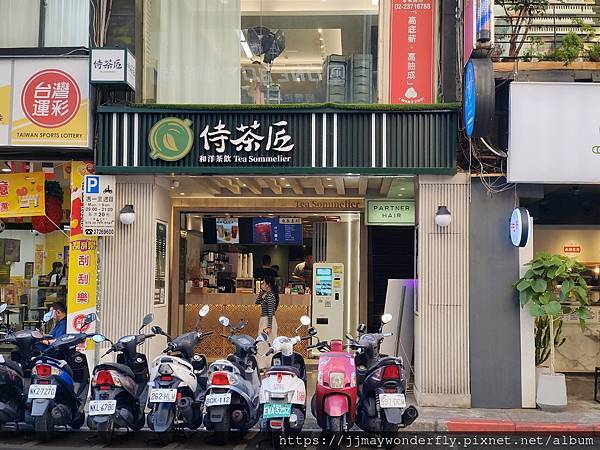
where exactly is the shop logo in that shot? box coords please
[149,117,194,162]
[21,69,81,128]
[592,145,600,155]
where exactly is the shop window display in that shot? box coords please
[143,0,378,104]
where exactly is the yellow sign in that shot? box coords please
[0,172,46,218]
[0,60,10,145]
[67,162,97,346]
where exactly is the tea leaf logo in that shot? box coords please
[149,117,194,162]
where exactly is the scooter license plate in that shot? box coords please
[205,393,231,407]
[379,393,406,409]
[89,400,117,416]
[28,384,57,399]
[149,388,177,403]
[263,402,292,419]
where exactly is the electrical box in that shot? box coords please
[311,263,344,345]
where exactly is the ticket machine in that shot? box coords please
[311,263,344,344]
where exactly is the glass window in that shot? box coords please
[0,0,89,49]
[144,0,378,104]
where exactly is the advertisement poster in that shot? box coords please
[67,161,97,352]
[216,218,239,244]
[253,217,303,245]
[155,221,167,306]
[389,0,435,104]
[0,172,46,218]
[7,58,89,147]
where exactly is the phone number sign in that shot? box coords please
[82,175,116,236]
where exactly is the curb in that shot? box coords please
[445,419,600,434]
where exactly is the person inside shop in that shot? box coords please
[48,262,64,287]
[40,301,67,346]
[255,275,279,370]
[291,254,314,288]
[58,265,68,302]
[253,254,278,280]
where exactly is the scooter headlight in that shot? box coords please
[329,372,345,389]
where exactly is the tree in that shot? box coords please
[497,0,549,57]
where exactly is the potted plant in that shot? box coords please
[588,43,600,62]
[515,253,591,411]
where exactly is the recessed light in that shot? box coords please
[280,177,286,180]
[326,177,332,181]
[235,177,240,180]
[397,194,403,197]
[179,192,186,196]
[318,28,323,33]
[400,187,406,191]
[327,184,334,187]
[242,183,247,186]
[285,184,291,187]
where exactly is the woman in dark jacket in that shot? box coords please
[255,275,279,369]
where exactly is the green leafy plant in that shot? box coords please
[556,32,584,66]
[588,43,600,62]
[535,316,565,366]
[515,253,591,374]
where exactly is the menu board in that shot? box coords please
[216,218,239,244]
[252,217,302,245]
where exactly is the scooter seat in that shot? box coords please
[95,362,135,380]
[267,365,301,378]
[1,359,23,377]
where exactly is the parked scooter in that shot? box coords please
[0,304,46,426]
[87,313,156,442]
[347,314,418,434]
[146,305,211,440]
[204,316,267,444]
[259,315,314,443]
[309,333,357,435]
[25,314,96,438]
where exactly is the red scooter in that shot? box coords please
[309,336,357,433]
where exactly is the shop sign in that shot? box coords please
[366,200,415,226]
[155,221,167,305]
[280,217,302,225]
[67,162,97,353]
[0,58,90,147]
[82,175,116,236]
[508,83,600,183]
[0,172,46,218]
[563,243,581,255]
[149,117,295,164]
[389,0,435,104]
[463,58,494,138]
[510,207,531,247]
[90,48,136,91]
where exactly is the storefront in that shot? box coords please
[0,56,94,348]
[505,82,600,407]
[94,103,458,361]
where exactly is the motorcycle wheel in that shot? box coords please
[213,412,230,446]
[328,415,343,434]
[131,412,145,432]
[97,419,114,445]
[70,412,84,430]
[271,428,285,450]
[33,410,54,442]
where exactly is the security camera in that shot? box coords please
[31,229,40,236]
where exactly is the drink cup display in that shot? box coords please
[255,221,272,243]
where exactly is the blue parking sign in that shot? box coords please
[84,175,100,194]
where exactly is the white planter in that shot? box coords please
[536,372,567,411]
[535,366,551,389]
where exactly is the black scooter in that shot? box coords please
[347,314,418,434]
[25,314,96,438]
[87,313,155,443]
[0,307,45,427]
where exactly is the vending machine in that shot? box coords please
[311,263,344,344]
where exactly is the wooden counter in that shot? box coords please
[184,291,312,358]
[186,290,311,306]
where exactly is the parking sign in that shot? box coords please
[82,175,116,236]
[84,175,100,194]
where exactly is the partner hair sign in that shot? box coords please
[508,82,600,184]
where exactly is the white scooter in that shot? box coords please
[146,305,211,441]
[259,315,314,441]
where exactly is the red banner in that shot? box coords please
[389,0,435,104]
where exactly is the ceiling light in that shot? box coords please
[235,177,240,180]
[398,194,403,197]
[285,184,291,187]
[327,184,334,187]
[400,187,406,191]
[179,192,186,196]
[280,177,286,180]
[326,178,332,181]
[318,28,323,33]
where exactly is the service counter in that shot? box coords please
[184,291,312,358]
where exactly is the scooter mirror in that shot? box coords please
[199,305,210,317]
[257,332,268,342]
[84,313,97,325]
[91,334,106,343]
[0,304,7,314]
[357,323,367,333]
[308,327,318,336]
[300,315,311,326]
[142,313,154,327]
[219,316,230,327]
[42,310,54,323]
[381,313,393,324]
[151,325,163,335]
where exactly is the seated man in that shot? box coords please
[41,301,67,346]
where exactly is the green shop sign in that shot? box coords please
[366,200,415,226]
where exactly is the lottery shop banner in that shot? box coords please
[0,58,90,147]
[389,0,435,105]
